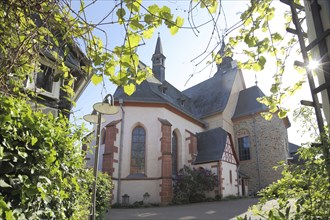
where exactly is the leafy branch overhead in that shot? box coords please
[0,0,313,115]
[0,0,187,98]
[222,0,306,119]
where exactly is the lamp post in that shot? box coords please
[83,94,118,220]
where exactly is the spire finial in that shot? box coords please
[152,32,166,82]
[154,32,163,54]
[255,73,258,86]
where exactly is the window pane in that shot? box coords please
[172,132,178,176]
[131,126,145,174]
[36,65,54,92]
[238,136,250,161]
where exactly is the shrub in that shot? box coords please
[172,165,218,204]
[0,96,91,219]
[249,143,330,219]
[96,172,113,220]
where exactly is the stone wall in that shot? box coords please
[233,114,289,195]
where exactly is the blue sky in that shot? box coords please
[71,1,311,145]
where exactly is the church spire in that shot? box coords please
[152,33,166,82]
[154,32,163,54]
[216,40,233,74]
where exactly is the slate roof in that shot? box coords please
[288,142,302,164]
[182,67,238,118]
[288,142,300,154]
[194,127,228,164]
[114,64,239,121]
[232,85,269,120]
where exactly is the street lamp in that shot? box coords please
[84,94,119,220]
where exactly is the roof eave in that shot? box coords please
[114,99,207,128]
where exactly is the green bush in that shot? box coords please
[96,172,113,220]
[172,165,218,204]
[0,96,91,219]
[251,143,330,219]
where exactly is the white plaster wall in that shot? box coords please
[120,180,161,204]
[221,162,238,197]
[112,180,118,202]
[101,105,204,203]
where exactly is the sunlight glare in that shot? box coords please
[308,60,319,70]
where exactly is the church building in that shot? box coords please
[86,35,291,205]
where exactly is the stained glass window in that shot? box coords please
[172,132,178,176]
[130,126,145,174]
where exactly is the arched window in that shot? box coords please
[229,170,233,184]
[101,128,106,145]
[172,131,178,176]
[238,136,250,161]
[130,126,146,174]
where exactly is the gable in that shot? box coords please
[221,136,238,164]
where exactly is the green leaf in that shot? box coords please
[244,35,256,47]
[130,19,144,30]
[170,17,183,35]
[124,83,136,96]
[261,112,273,120]
[170,26,179,35]
[31,136,38,146]
[272,32,283,42]
[18,150,28,159]
[252,62,262,71]
[278,109,287,118]
[209,1,218,13]
[127,34,141,48]
[0,179,12,188]
[258,56,266,70]
[91,74,103,85]
[144,14,154,24]
[0,146,3,158]
[5,210,14,220]
[116,8,126,19]
[148,4,159,14]
[0,197,9,211]
[176,16,184,28]
[143,28,154,39]
[215,54,222,64]
[46,149,57,164]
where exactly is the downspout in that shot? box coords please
[252,114,261,191]
[237,164,240,196]
[117,98,125,204]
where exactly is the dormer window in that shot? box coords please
[159,85,167,94]
[178,97,185,107]
[26,58,60,99]
[180,99,185,106]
